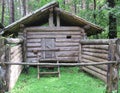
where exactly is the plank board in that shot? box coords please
[82,48,108,53]
[56,46,79,51]
[25,26,83,31]
[27,43,41,47]
[55,43,79,47]
[82,54,108,62]
[56,51,78,57]
[82,45,109,50]
[27,34,81,39]
[27,31,81,35]
[82,51,108,59]
[27,39,41,43]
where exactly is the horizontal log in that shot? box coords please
[27,47,79,51]
[57,57,78,61]
[0,61,118,66]
[57,51,78,57]
[57,47,79,51]
[11,50,22,59]
[27,39,41,43]
[82,45,108,50]
[11,53,22,61]
[85,66,107,76]
[27,51,78,58]
[82,59,107,71]
[27,31,81,35]
[11,57,23,63]
[82,48,108,53]
[80,39,116,45]
[28,48,60,52]
[25,26,83,31]
[82,51,108,59]
[82,54,108,62]
[56,39,80,43]
[55,42,79,47]
[11,45,21,52]
[11,46,22,54]
[6,38,23,44]
[82,67,107,83]
[27,35,81,39]
[27,43,41,47]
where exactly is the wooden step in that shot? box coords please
[39,71,59,75]
[40,65,58,68]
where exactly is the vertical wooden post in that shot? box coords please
[107,40,119,93]
[81,29,87,39]
[23,29,28,74]
[5,44,11,91]
[49,8,54,27]
[56,11,60,27]
[78,42,83,71]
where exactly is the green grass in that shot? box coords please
[11,67,107,93]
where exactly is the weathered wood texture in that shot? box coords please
[7,44,23,90]
[24,27,83,62]
[107,41,119,93]
[80,40,110,83]
[80,39,119,93]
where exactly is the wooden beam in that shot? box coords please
[6,38,23,44]
[25,26,82,31]
[0,61,119,66]
[80,39,116,45]
[49,8,54,27]
[107,41,119,93]
[116,39,120,56]
[56,11,60,27]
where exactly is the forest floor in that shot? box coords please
[11,67,119,93]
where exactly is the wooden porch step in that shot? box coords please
[40,65,58,68]
[39,71,59,75]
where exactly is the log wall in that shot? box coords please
[24,27,84,62]
[80,40,111,83]
[8,44,23,90]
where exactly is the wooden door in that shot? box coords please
[41,38,55,59]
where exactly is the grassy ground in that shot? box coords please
[11,67,107,93]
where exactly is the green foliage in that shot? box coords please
[0,0,120,38]
[11,67,106,93]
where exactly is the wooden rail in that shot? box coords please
[0,61,119,66]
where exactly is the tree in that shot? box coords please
[22,0,26,16]
[9,0,15,23]
[1,0,5,24]
[107,0,117,38]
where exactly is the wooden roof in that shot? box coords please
[2,1,103,36]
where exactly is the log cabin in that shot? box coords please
[1,2,120,92]
[2,1,103,63]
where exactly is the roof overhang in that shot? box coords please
[2,1,103,36]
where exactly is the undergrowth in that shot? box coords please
[11,67,108,93]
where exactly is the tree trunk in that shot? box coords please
[81,0,86,9]
[107,0,117,39]
[93,0,96,21]
[93,0,99,39]
[1,0,5,24]
[9,0,15,23]
[73,0,77,14]
[22,0,26,16]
